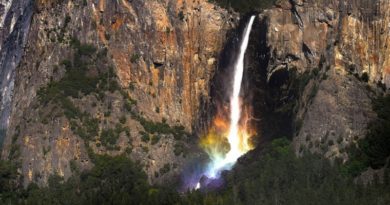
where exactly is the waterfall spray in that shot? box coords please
[196,16,256,188]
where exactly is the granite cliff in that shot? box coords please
[261,0,389,159]
[0,0,236,186]
[0,0,389,187]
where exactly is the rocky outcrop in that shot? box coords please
[0,0,33,131]
[94,0,236,131]
[262,0,389,160]
[2,0,390,188]
[0,0,236,186]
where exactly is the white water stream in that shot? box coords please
[204,15,256,179]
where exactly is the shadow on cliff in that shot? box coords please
[199,13,294,146]
[181,13,299,191]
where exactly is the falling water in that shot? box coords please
[201,15,256,182]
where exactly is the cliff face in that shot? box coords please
[2,0,390,188]
[0,0,33,130]
[0,0,236,186]
[261,0,390,160]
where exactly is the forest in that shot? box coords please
[1,121,389,204]
[2,95,390,204]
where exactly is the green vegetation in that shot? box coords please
[343,95,390,176]
[119,115,127,124]
[9,130,21,161]
[178,11,185,21]
[128,82,135,91]
[130,53,141,63]
[36,36,188,158]
[174,142,186,156]
[0,155,181,205]
[159,164,171,175]
[1,139,389,204]
[361,72,370,82]
[0,139,390,205]
[42,146,51,156]
[100,124,128,150]
[0,129,5,151]
[140,131,150,143]
[165,27,171,35]
[68,115,99,142]
[124,99,137,111]
[69,160,79,173]
[208,0,276,12]
[183,138,390,204]
[100,129,119,147]
[37,39,117,106]
[151,135,161,145]
[131,113,188,140]
[0,160,18,203]
[36,38,124,150]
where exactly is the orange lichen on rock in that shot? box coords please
[98,0,105,12]
[110,49,132,87]
[384,67,390,74]
[151,66,160,90]
[97,26,107,45]
[111,17,124,31]
[150,1,171,32]
[91,3,108,45]
[121,0,136,16]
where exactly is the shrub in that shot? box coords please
[119,116,127,124]
[125,147,132,154]
[0,129,5,151]
[140,131,150,143]
[100,128,120,147]
[151,135,160,145]
[104,111,111,117]
[132,113,187,140]
[328,140,334,146]
[43,146,51,156]
[361,72,369,82]
[128,83,135,91]
[130,53,140,63]
[76,43,96,56]
[124,99,137,111]
[84,117,99,138]
[69,160,78,173]
[337,136,343,144]
[64,15,71,28]
[178,11,185,21]
[174,142,185,156]
[343,95,390,174]
[0,160,18,194]
[159,164,170,175]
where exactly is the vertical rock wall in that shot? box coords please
[0,0,33,134]
[1,0,237,186]
[262,0,390,159]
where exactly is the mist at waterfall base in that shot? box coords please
[184,16,256,191]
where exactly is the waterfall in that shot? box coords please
[204,15,256,179]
